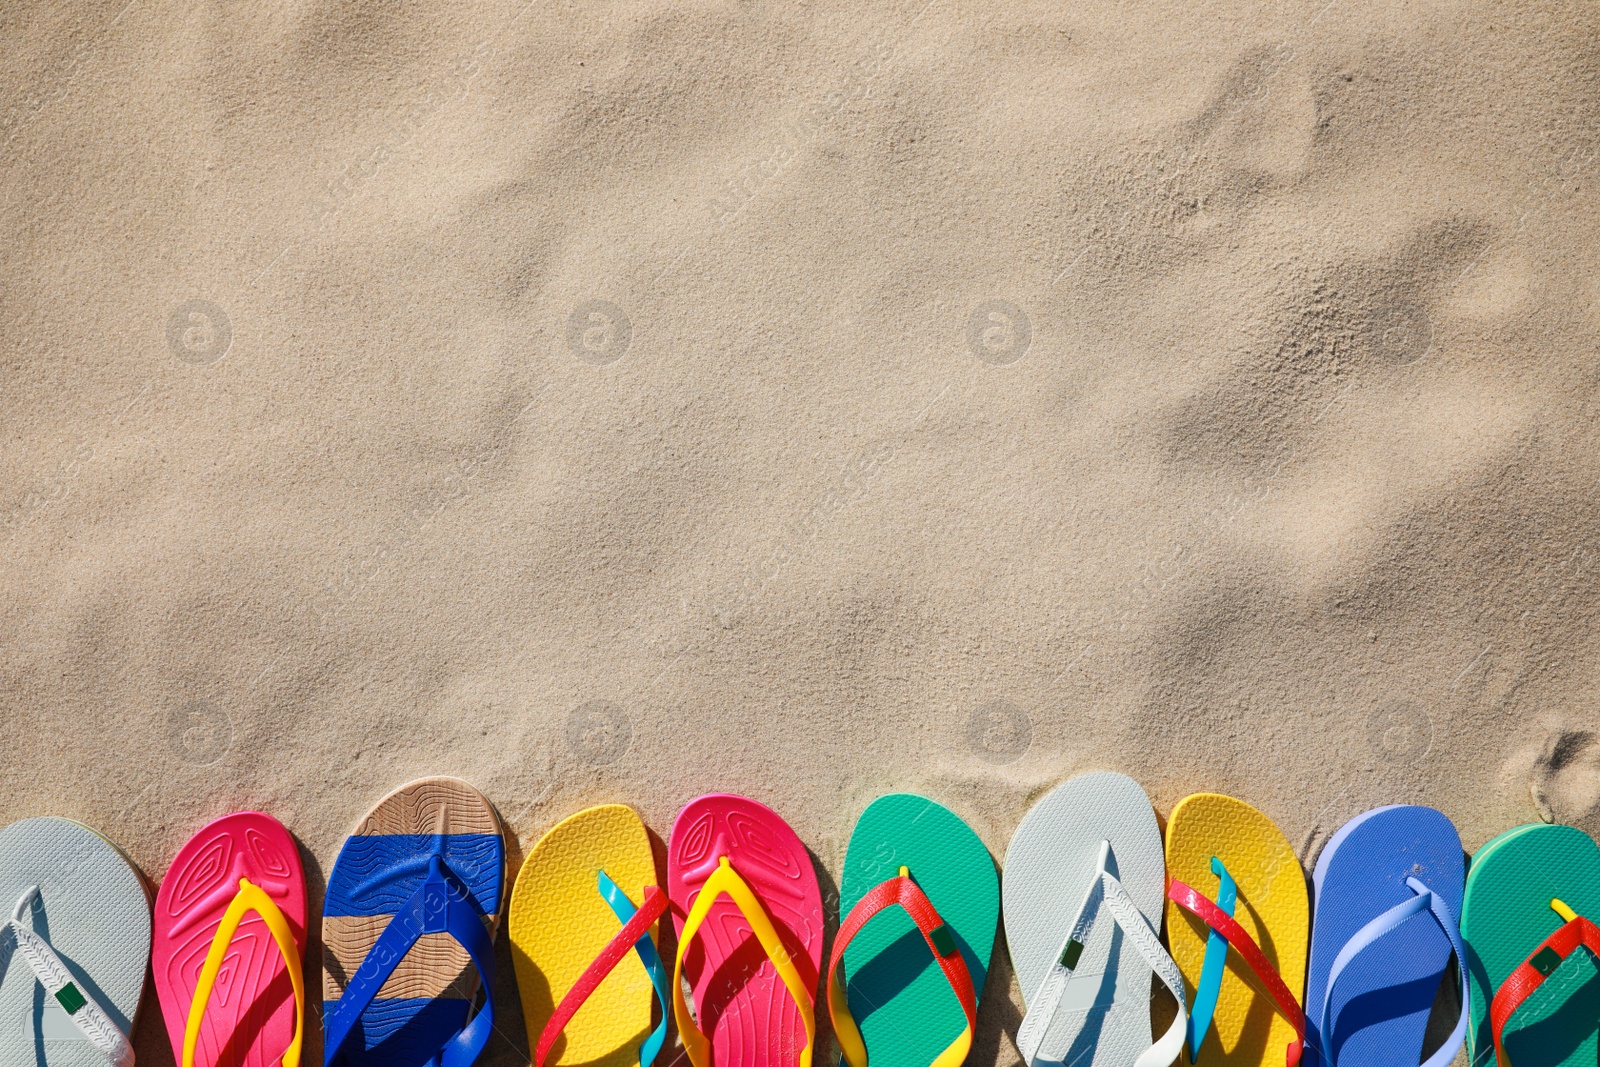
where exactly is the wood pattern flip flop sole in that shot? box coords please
[322,776,506,1067]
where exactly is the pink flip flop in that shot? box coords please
[153,812,308,1067]
[667,793,824,1067]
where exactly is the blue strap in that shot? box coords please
[596,870,670,1067]
[324,854,498,1067]
[1187,857,1237,1061]
[1315,877,1468,1067]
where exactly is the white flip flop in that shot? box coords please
[0,817,150,1067]
[1003,771,1187,1067]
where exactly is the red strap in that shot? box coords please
[1168,878,1305,1067]
[828,874,977,1036]
[1490,915,1600,1067]
[536,885,669,1067]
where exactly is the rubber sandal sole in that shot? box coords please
[1304,805,1465,1067]
[667,793,823,1067]
[1002,771,1167,1067]
[838,793,998,1067]
[1461,822,1600,1067]
[321,775,505,1067]
[1164,792,1309,1067]
[152,811,307,1067]
[509,803,661,1067]
[0,817,150,1067]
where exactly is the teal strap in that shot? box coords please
[1187,857,1237,1062]
[597,870,670,1067]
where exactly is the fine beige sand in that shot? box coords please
[4,0,1599,1063]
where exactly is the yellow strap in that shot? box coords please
[672,857,816,1067]
[828,868,970,1067]
[182,877,305,1067]
[828,968,866,1067]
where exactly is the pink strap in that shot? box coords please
[1168,878,1305,1067]
[536,885,669,1067]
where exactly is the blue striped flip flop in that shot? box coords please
[322,777,507,1067]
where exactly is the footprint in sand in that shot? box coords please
[1517,724,1600,829]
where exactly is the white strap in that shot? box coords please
[1016,845,1108,1063]
[1015,842,1187,1067]
[5,887,135,1067]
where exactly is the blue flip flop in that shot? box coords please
[1305,805,1468,1067]
[322,777,508,1067]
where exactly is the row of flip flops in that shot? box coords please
[1,772,1595,1067]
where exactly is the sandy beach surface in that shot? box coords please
[3,0,1598,1062]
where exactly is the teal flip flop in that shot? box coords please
[1461,823,1600,1067]
[828,794,999,1067]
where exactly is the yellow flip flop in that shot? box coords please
[1164,793,1310,1067]
[509,804,669,1067]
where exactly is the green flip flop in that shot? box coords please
[829,794,999,1067]
[1461,823,1600,1067]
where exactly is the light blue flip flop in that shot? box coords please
[1304,805,1468,1067]
[1003,772,1187,1067]
[0,817,150,1067]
